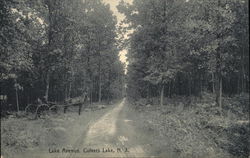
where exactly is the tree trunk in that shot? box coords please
[212,73,215,93]
[160,84,165,106]
[97,28,102,103]
[65,84,68,100]
[147,83,150,99]
[170,80,173,98]
[90,82,93,104]
[86,44,92,104]
[177,76,181,95]
[219,77,222,108]
[216,75,222,109]
[68,71,73,99]
[241,43,245,93]
[108,68,111,102]
[98,61,102,103]
[200,74,203,99]
[237,75,240,94]
[168,82,171,97]
[68,81,72,98]
[240,27,247,94]
[45,72,50,102]
[45,0,52,103]
[14,79,19,112]
[215,0,222,111]
[188,77,192,96]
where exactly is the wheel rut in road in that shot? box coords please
[67,99,151,158]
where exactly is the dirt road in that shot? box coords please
[6,99,157,158]
[65,98,154,158]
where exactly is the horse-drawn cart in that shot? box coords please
[25,94,88,119]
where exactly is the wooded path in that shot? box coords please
[14,99,159,158]
[65,99,151,158]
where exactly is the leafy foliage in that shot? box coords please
[118,0,249,104]
[1,0,125,111]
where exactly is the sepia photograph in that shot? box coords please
[0,0,249,158]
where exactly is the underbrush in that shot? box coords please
[131,93,249,158]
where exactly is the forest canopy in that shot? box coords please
[0,0,125,111]
[118,0,249,107]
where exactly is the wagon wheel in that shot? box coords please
[34,104,50,119]
[49,105,58,111]
[25,104,35,114]
[49,104,62,113]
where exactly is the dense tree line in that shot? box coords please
[0,0,125,112]
[118,0,249,107]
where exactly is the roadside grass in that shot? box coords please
[1,102,116,158]
[129,93,249,158]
